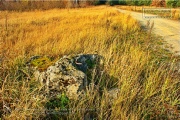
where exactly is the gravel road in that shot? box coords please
[116,8,180,55]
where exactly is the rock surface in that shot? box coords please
[107,88,120,102]
[28,54,101,99]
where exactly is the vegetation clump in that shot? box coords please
[46,93,69,110]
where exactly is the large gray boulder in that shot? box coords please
[29,54,102,99]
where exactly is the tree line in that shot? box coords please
[105,0,180,7]
[0,0,179,11]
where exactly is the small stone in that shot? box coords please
[107,88,120,102]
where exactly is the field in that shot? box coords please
[117,5,180,20]
[0,6,180,119]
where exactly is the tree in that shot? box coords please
[177,1,180,7]
[151,0,166,7]
[119,0,126,5]
[106,0,119,6]
[119,0,152,6]
[140,0,152,6]
[166,0,178,7]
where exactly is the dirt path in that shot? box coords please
[116,8,180,55]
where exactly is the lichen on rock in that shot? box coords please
[27,54,103,99]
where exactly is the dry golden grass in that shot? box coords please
[0,6,179,119]
[0,6,139,60]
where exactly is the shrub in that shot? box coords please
[151,0,166,7]
[177,1,180,7]
[166,0,179,7]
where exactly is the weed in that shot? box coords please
[45,93,69,109]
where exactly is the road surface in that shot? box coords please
[116,8,180,55]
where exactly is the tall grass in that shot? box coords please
[0,6,179,119]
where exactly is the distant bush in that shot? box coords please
[119,0,126,5]
[151,0,166,7]
[177,1,180,7]
[139,0,152,6]
[106,0,119,6]
[106,0,152,6]
[118,0,152,6]
[166,0,180,7]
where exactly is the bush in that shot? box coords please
[141,0,152,6]
[151,0,166,7]
[119,0,126,5]
[177,1,180,7]
[166,0,179,7]
[106,0,119,6]
[120,0,152,6]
